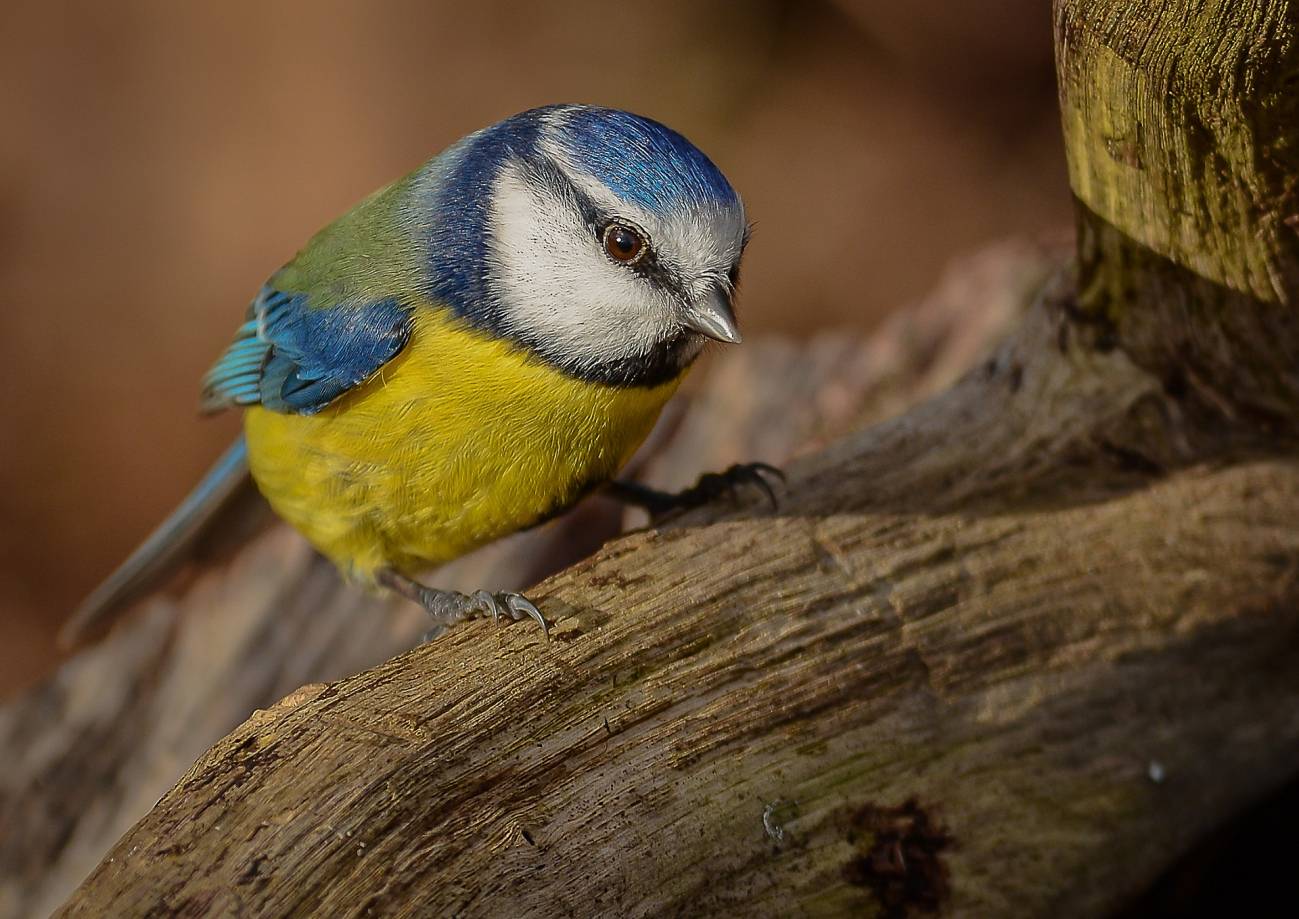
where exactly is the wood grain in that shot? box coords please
[0,242,1055,919]
[47,288,1299,917]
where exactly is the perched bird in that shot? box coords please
[66,104,778,645]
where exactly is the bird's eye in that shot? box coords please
[602,223,646,264]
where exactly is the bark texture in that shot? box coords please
[11,0,1299,915]
[1057,0,1299,423]
[0,243,1050,919]
[46,273,1299,918]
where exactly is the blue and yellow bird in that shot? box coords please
[68,104,776,643]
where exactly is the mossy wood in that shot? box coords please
[22,1,1299,915]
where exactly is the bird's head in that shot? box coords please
[422,105,749,386]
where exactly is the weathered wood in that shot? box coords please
[0,241,1052,919]
[47,284,1299,918]
[1056,0,1299,423]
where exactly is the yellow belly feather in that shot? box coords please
[243,308,681,580]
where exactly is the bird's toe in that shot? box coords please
[502,593,550,641]
[472,589,504,622]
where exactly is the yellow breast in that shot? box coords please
[243,308,682,580]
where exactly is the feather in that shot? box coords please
[201,287,412,415]
[61,437,252,646]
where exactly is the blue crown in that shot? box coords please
[547,106,738,212]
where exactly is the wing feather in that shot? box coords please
[201,286,412,415]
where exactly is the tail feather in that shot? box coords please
[61,436,251,647]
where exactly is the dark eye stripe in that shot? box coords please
[520,153,692,300]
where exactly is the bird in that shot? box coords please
[64,104,781,646]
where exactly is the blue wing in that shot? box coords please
[201,287,412,415]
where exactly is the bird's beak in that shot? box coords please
[682,288,742,344]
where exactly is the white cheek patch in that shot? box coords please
[486,162,681,372]
[539,129,749,300]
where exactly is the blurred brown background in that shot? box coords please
[0,0,1067,695]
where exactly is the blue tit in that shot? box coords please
[68,104,776,644]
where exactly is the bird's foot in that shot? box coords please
[607,462,786,516]
[377,570,549,641]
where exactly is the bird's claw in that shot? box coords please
[378,570,550,642]
[679,462,786,511]
[472,589,502,621]
[607,461,787,516]
[471,589,550,640]
[723,462,785,509]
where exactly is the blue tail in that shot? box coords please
[62,436,251,646]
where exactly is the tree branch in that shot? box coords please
[50,291,1299,917]
[1,243,1054,919]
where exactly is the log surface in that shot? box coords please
[47,283,1299,918]
[0,242,1053,919]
